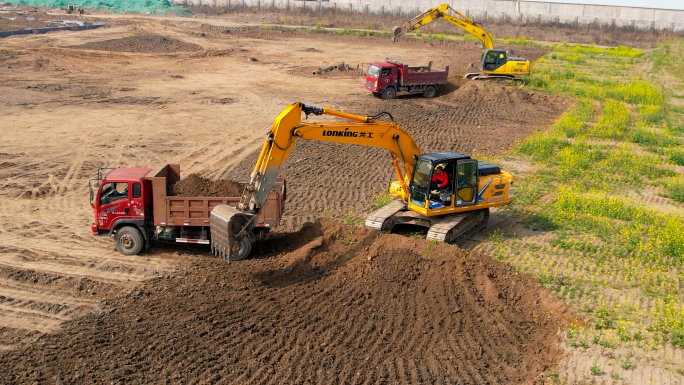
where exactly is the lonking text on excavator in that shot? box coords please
[210,102,514,261]
[391,4,530,84]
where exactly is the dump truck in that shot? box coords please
[89,164,286,259]
[365,60,449,99]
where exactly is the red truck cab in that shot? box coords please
[90,165,286,258]
[90,167,151,237]
[365,62,398,96]
[365,60,449,100]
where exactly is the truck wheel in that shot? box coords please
[230,236,252,261]
[115,226,144,256]
[423,86,437,98]
[382,87,397,100]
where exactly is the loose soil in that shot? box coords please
[68,34,203,53]
[0,220,574,384]
[171,173,244,197]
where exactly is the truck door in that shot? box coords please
[129,182,145,219]
[455,161,478,206]
[97,181,131,230]
[380,67,395,87]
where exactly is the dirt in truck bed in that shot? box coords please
[0,220,574,384]
[170,173,244,197]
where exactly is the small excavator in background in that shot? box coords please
[391,4,530,85]
[210,102,514,261]
[65,3,84,14]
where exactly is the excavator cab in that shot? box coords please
[479,49,530,79]
[408,152,478,211]
[481,49,507,71]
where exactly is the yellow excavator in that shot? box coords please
[391,4,530,85]
[210,102,514,261]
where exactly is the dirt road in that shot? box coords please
[0,13,570,383]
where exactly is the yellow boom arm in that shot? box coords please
[238,102,421,214]
[391,4,494,50]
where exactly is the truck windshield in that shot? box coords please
[366,64,381,78]
[100,182,129,206]
[409,159,432,206]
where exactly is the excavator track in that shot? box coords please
[465,73,525,86]
[365,201,490,244]
[427,209,489,243]
[364,199,407,231]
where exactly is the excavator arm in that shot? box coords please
[210,102,421,261]
[391,4,493,50]
[240,103,420,213]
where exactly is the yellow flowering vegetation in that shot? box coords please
[494,40,684,353]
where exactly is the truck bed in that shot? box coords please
[398,63,449,86]
[146,164,285,229]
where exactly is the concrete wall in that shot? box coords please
[172,0,684,32]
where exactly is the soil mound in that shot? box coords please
[0,220,573,384]
[170,173,244,197]
[69,35,202,53]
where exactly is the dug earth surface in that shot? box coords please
[0,12,571,383]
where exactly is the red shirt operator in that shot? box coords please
[431,167,448,188]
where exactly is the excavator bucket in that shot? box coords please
[390,26,405,42]
[210,205,255,263]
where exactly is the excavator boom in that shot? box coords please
[391,4,493,49]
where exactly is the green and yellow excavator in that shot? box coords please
[391,4,530,85]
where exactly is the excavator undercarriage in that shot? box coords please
[365,200,490,244]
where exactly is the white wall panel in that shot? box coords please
[172,0,684,32]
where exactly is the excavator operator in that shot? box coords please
[431,165,449,189]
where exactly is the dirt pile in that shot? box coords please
[170,173,244,197]
[0,220,574,384]
[69,35,202,53]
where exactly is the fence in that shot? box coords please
[170,0,684,32]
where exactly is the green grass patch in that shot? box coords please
[496,39,684,356]
[665,177,684,203]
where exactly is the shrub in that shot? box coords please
[672,330,684,348]
[591,99,630,139]
[666,148,684,166]
[665,177,684,203]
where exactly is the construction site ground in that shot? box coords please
[0,9,587,384]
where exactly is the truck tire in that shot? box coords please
[423,86,437,98]
[115,226,144,256]
[382,87,397,100]
[230,236,252,261]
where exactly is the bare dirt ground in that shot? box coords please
[0,221,575,384]
[0,10,574,383]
